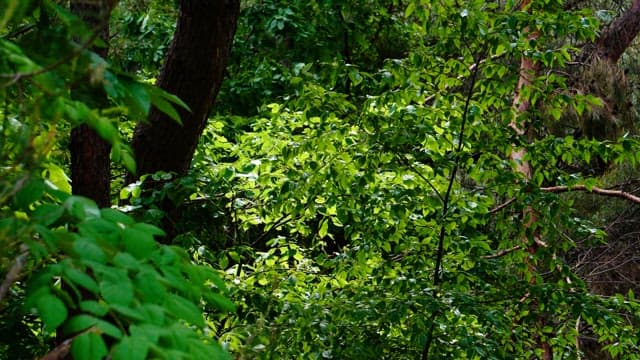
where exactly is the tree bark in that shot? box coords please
[129,0,240,180]
[595,0,640,63]
[69,0,114,208]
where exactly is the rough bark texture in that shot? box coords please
[595,0,640,63]
[69,0,114,208]
[129,0,240,180]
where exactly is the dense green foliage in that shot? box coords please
[0,2,232,359]
[2,0,640,359]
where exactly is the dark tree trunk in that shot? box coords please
[69,0,114,208]
[595,0,640,63]
[70,126,111,207]
[129,0,241,180]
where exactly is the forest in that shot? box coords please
[1,0,640,359]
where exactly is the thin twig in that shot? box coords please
[397,155,444,203]
[489,197,516,214]
[482,245,522,259]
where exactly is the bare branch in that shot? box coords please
[40,338,72,360]
[541,185,640,204]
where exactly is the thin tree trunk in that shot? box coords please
[509,2,552,358]
[129,0,240,180]
[69,0,114,208]
[61,1,115,354]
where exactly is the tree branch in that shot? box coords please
[594,0,640,63]
[482,245,522,259]
[540,185,640,204]
[0,246,28,305]
[489,197,516,214]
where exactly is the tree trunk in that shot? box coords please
[595,0,640,63]
[511,38,554,360]
[129,0,240,180]
[509,1,553,358]
[69,0,114,208]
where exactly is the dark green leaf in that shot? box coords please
[63,266,99,294]
[65,196,101,221]
[122,227,156,259]
[71,332,108,360]
[100,278,134,306]
[112,335,149,360]
[79,301,109,317]
[203,292,236,313]
[164,294,205,327]
[36,293,68,332]
[73,237,107,263]
[15,178,45,208]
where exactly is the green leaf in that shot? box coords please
[43,163,72,194]
[36,293,68,332]
[100,276,134,306]
[165,294,205,327]
[87,116,119,144]
[113,252,142,271]
[71,332,108,360]
[134,271,166,302]
[65,196,101,221]
[112,335,149,360]
[149,94,182,125]
[110,304,145,321]
[32,203,65,227]
[146,85,191,125]
[405,2,416,17]
[101,208,135,226]
[78,218,121,244]
[139,304,165,326]
[64,266,99,294]
[203,292,236,313]
[122,227,156,259]
[79,301,109,317]
[111,142,138,175]
[15,178,45,208]
[65,314,123,339]
[73,237,107,263]
[131,223,166,237]
[119,76,152,120]
[318,218,329,238]
[122,150,138,175]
